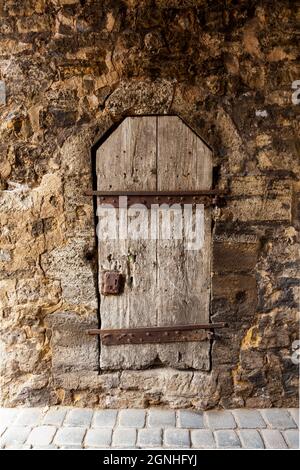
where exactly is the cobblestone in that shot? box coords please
[112,428,137,448]
[215,430,241,448]
[288,409,299,427]
[178,410,204,428]
[92,410,118,428]
[233,410,266,429]
[261,409,297,430]
[164,429,190,448]
[260,429,288,449]
[26,426,57,446]
[191,430,216,448]
[54,427,86,447]
[13,409,43,427]
[148,410,176,427]
[42,408,67,426]
[283,430,299,449]
[237,429,265,449]
[0,409,19,427]
[119,410,146,428]
[0,426,32,447]
[0,407,298,450]
[64,409,93,427]
[137,428,162,448]
[204,411,236,429]
[84,428,112,448]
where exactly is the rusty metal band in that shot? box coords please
[87,322,227,345]
[85,190,226,208]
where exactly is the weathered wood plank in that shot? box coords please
[156,116,212,369]
[97,116,158,369]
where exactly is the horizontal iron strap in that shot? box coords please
[101,330,211,345]
[85,190,225,197]
[87,322,227,336]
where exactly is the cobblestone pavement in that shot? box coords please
[0,408,298,450]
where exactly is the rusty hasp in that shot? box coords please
[85,190,226,208]
[87,322,227,345]
[101,271,123,295]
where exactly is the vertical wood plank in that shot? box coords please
[156,116,212,369]
[97,117,159,369]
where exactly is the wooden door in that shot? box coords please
[96,116,212,370]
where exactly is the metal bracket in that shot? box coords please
[101,271,123,295]
[87,322,227,345]
[85,190,227,208]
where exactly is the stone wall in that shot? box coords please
[0,0,299,408]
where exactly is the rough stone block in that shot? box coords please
[212,274,257,317]
[45,312,98,377]
[164,429,190,448]
[221,195,292,223]
[213,242,259,273]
